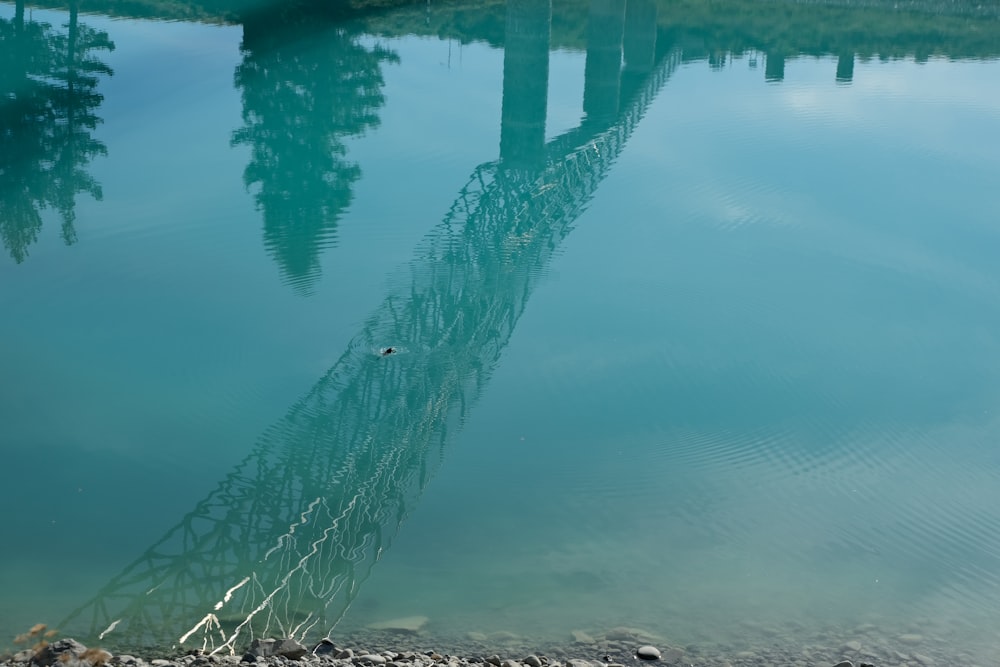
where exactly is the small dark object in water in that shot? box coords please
[381,347,397,356]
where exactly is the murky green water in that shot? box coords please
[3,0,1000,662]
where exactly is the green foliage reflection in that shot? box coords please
[0,0,113,263]
[231,13,398,293]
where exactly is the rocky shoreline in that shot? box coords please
[0,622,974,667]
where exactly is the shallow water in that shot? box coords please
[2,0,1000,662]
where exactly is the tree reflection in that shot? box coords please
[0,0,114,263]
[232,12,397,294]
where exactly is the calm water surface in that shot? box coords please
[2,0,1000,661]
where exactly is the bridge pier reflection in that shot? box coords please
[621,0,658,105]
[583,0,626,125]
[500,0,552,165]
[765,52,785,81]
[836,52,855,83]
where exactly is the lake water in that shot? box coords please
[2,0,1000,663]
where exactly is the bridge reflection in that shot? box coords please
[5,0,999,269]
[61,0,677,652]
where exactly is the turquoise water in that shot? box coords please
[2,0,1000,661]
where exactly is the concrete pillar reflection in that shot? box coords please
[623,0,657,74]
[620,0,657,104]
[836,53,854,83]
[499,0,551,166]
[583,0,626,126]
[765,52,785,82]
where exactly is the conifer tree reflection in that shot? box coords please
[0,0,55,262]
[232,13,397,293]
[48,3,115,244]
[0,0,113,262]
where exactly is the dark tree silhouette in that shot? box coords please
[0,0,114,263]
[232,12,397,293]
[0,0,56,262]
[48,3,115,244]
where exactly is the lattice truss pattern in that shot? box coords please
[62,42,681,656]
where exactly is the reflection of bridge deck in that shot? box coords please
[61,0,679,653]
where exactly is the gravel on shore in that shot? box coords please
[0,631,947,667]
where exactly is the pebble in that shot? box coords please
[635,647,661,662]
[523,657,543,667]
[570,631,595,645]
[833,661,854,667]
[313,641,337,657]
[356,656,387,665]
[899,634,924,645]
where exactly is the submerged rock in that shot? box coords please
[247,639,306,661]
[274,640,308,660]
[368,616,429,633]
[81,649,113,666]
[248,640,277,659]
[605,628,638,642]
[312,639,338,656]
[33,639,89,666]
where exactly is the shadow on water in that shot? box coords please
[59,0,679,652]
[231,9,398,294]
[0,0,113,263]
